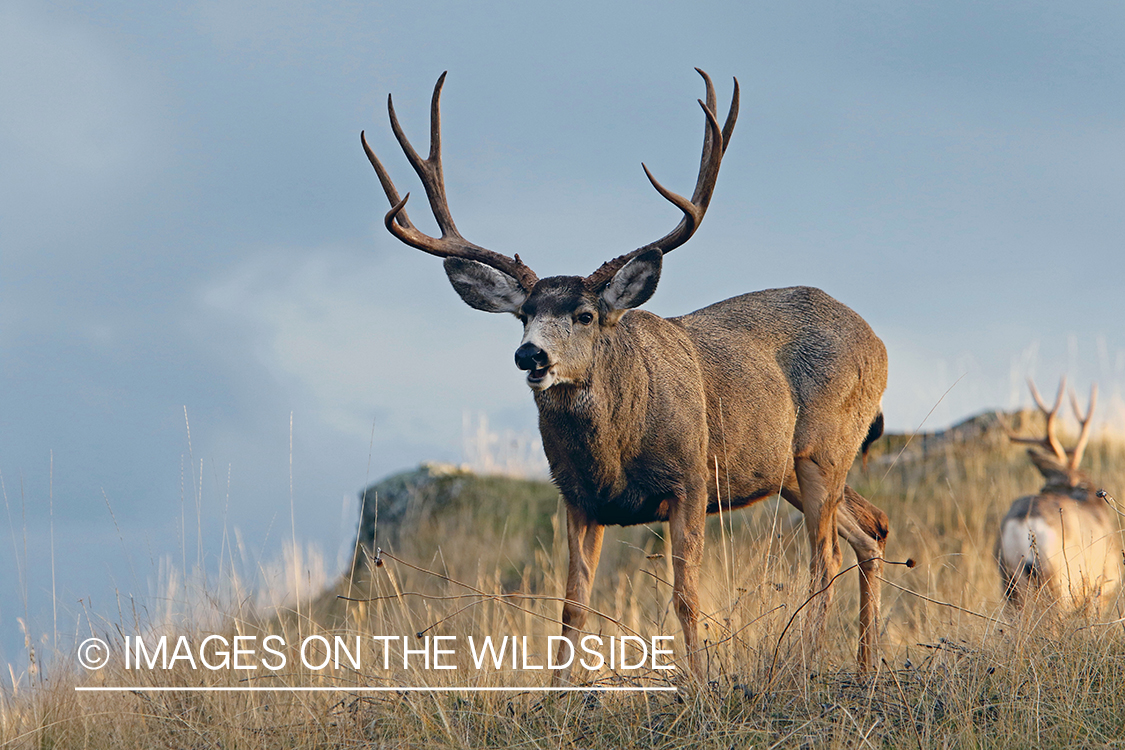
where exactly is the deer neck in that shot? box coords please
[532,323,650,492]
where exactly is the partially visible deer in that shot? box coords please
[361,71,891,676]
[996,379,1119,609]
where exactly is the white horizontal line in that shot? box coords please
[75,686,676,693]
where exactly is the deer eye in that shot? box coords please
[516,312,528,325]
[575,312,594,326]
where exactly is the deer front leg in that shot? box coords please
[554,503,604,684]
[668,479,707,680]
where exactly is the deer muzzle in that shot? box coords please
[514,343,552,384]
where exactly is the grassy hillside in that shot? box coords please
[4,417,1125,748]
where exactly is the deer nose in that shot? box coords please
[514,343,549,371]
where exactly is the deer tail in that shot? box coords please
[860,411,884,469]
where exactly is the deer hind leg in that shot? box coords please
[554,504,604,685]
[794,457,846,652]
[839,485,888,672]
[669,479,707,680]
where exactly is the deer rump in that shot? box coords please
[996,378,1119,609]
[997,491,1118,606]
[536,285,888,528]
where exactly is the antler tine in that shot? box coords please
[386,73,461,239]
[1068,384,1098,471]
[1027,377,1064,416]
[361,131,412,229]
[1024,378,1068,463]
[720,76,739,157]
[586,70,739,289]
[695,68,718,195]
[693,67,740,169]
[362,73,539,291]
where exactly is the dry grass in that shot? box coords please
[3,431,1125,749]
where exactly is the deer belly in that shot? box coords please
[573,490,672,527]
[706,489,776,514]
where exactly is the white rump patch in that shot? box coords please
[999,516,1057,575]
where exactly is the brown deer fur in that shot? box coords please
[362,71,891,676]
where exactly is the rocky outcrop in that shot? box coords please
[350,463,561,579]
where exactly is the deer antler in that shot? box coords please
[585,69,740,289]
[361,72,539,291]
[1004,378,1069,463]
[1068,384,1098,472]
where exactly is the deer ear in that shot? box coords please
[444,258,529,313]
[599,248,662,314]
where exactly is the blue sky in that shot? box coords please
[2,0,1123,666]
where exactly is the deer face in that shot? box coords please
[512,278,599,390]
[365,70,734,390]
[444,250,662,390]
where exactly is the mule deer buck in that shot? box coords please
[361,71,890,676]
[997,379,1119,609]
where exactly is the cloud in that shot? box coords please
[196,248,536,445]
[0,3,171,257]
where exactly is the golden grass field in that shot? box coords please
[3,415,1125,749]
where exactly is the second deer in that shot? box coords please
[997,379,1119,609]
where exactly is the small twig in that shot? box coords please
[416,600,483,638]
[1097,490,1125,518]
[702,603,787,653]
[1060,506,1073,602]
[341,591,511,603]
[879,577,1006,626]
[766,557,915,684]
[766,561,861,685]
[839,705,880,750]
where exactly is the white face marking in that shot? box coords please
[520,316,572,390]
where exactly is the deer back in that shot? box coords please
[676,286,888,504]
[534,284,888,526]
